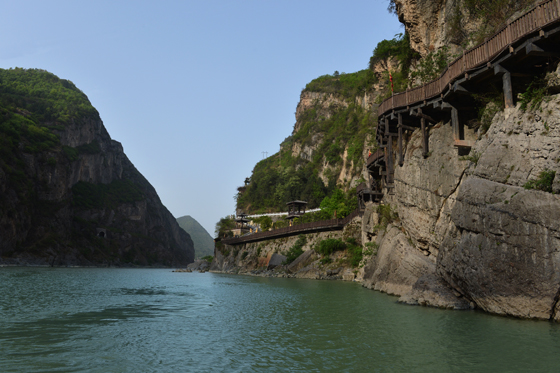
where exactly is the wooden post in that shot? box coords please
[385,117,389,135]
[387,135,394,184]
[419,108,428,157]
[503,71,514,108]
[451,107,460,140]
[495,64,514,108]
[398,113,403,166]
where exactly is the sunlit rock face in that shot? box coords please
[361,92,560,319]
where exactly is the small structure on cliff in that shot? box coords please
[357,182,383,211]
[232,213,250,237]
[286,200,307,224]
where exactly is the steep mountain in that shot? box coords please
[236,70,379,214]
[176,215,214,258]
[0,68,194,266]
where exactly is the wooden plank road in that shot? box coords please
[221,209,361,245]
[377,0,560,117]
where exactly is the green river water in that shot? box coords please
[0,267,559,372]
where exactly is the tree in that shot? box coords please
[215,216,235,238]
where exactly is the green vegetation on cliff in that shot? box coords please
[236,69,375,214]
[0,68,100,197]
[235,33,416,216]
[0,69,100,208]
[0,68,98,124]
[215,216,235,238]
[304,69,378,100]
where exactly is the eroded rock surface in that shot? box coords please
[362,94,560,319]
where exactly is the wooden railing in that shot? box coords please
[378,0,560,116]
[356,182,368,194]
[366,149,384,168]
[221,208,361,245]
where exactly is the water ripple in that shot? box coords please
[1,268,560,372]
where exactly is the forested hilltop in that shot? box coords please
[176,215,214,258]
[236,70,378,216]
[0,68,194,266]
[234,29,416,218]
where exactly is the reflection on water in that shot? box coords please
[0,267,559,372]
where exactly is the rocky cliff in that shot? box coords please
[211,218,365,282]
[236,70,378,214]
[0,68,194,266]
[357,0,560,320]
[218,0,560,321]
[392,0,538,56]
[361,84,560,319]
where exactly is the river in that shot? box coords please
[0,267,558,372]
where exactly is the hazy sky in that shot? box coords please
[0,0,401,235]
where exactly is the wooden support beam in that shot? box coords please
[525,42,545,55]
[412,111,437,123]
[420,108,429,157]
[401,124,417,131]
[398,113,403,166]
[440,102,453,111]
[453,83,469,93]
[494,64,514,108]
[418,112,437,123]
[386,135,394,184]
[451,107,461,141]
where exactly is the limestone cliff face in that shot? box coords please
[288,90,377,189]
[437,96,560,320]
[393,0,538,56]
[361,92,560,319]
[393,0,454,55]
[0,72,194,267]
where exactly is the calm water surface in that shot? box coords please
[0,267,559,372]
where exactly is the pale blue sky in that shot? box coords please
[0,0,401,235]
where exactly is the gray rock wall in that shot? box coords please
[361,93,560,320]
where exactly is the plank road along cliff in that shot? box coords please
[213,0,560,321]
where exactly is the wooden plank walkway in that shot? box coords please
[221,209,361,245]
[377,0,560,117]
